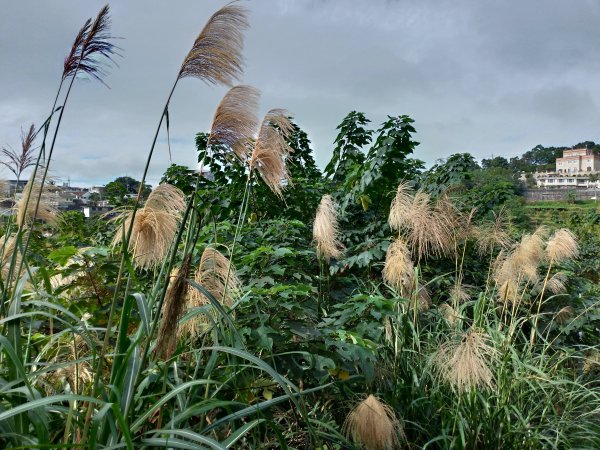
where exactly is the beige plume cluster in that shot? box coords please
[546,228,579,263]
[250,109,295,198]
[155,255,192,360]
[433,328,496,393]
[178,3,248,86]
[208,88,295,198]
[208,85,260,163]
[0,234,23,282]
[343,395,404,450]
[16,170,57,227]
[389,182,459,260]
[382,238,414,296]
[113,184,186,270]
[179,246,242,338]
[312,195,345,261]
[494,226,578,304]
[471,207,512,255]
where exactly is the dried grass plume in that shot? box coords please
[113,184,185,269]
[181,246,242,337]
[1,124,37,181]
[313,195,344,261]
[207,85,260,163]
[250,109,294,198]
[389,182,458,259]
[546,228,578,263]
[63,5,118,85]
[195,246,241,307]
[433,328,496,393]
[555,305,575,325]
[472,208,512,256]
[343,395,404,450]
[0,234,22,281]
[178,3,248,86]
[156,255,192,359]
[17,170,57,227]
[382,238,414,296]
[494,226,548,303]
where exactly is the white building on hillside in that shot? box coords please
[535,148,600,188]
[556,148,600,173]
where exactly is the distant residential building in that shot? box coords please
[2,180,28,196]
[535,147,600,188]
[556,148,600,173]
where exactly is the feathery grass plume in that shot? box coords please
[197,246,241,306]
[383,238,414,295]
[0,234,21,281]
[155,254,192,359]
[415,282,431,311]
[472,208,512,255]
[440,303,460,326]
[388,182,456,259]
[433,328,496,393]
[498,278,519,304]
[494,226,548,302]
[546,271,568,295]
[1,124,37,181]
[343,395,404,450]
[63,5,118,85]
[547,228,579,263]
[388,181,413,228]
[249,109,294,198]
[555,305,575,325]
[52,334,94,394]
[181,246,242,335]
[112,184,185,269]
[313,194,345,261]
[16,170,57,227]
[178,3,248,85]
[207,85,260,163]
[450,283,471,304]
[583,350,600,375]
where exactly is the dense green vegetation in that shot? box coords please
[3,4,600,450]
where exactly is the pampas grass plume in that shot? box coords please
[156,255,192,359]
[178,3,248,86]
[113,184,185,269]
[382,238,413,295]
[181,246,242,337]
[313,195,344,261]
[17,170,57,227]
[547,228,579,263]
[388,182,456,259]
[433,329,496,393]
[343,395,403,450]
[555,305,575,325]
[0,234,21,281]
[546,271,568,295]
[195,245,241,307]
[63,5,118,85]
[207,85,260,163]
[250,109,294,198]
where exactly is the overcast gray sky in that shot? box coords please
[1,0,600,187]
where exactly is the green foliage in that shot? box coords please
[481,155,509,169]
[420,153,480,196]
[161,163,199,195]
[104,176,151,206]
[324,111,371,183]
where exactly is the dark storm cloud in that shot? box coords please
[1,0,599,186]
